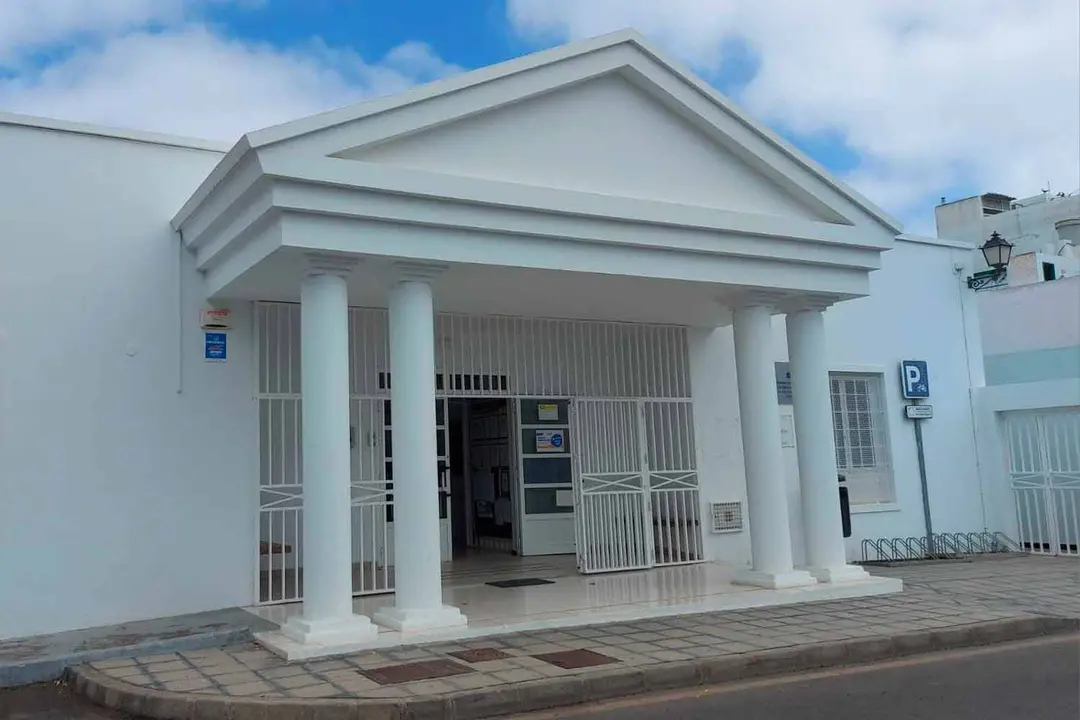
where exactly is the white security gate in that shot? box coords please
[1004,409,1080,556]
[257,302,694,602]
[572,398,703,574]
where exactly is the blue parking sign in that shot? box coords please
[900,360,929,399]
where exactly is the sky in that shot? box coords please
[1,1,1077,233]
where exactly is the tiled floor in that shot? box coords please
[248,554,901,657]
[90,562,1066,701]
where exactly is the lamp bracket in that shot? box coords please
[966,268,1008,290]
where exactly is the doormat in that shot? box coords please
[486,577,556,588]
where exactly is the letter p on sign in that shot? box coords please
[900,360,930,399]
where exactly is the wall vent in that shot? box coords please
[710,502,744,533]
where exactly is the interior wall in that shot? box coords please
[0,124,254,640]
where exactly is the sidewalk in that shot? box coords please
[69,555,1078,719]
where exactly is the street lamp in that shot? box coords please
[967,232,1014,290]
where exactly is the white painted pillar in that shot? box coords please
[732,300,816,589]
[280,254,377,650]
[787,305,869,582]
[374,263,466,633]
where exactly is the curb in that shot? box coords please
[0,627,253,690]
[69,616,1079,720]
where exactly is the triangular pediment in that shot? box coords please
[331,75,833,223]
[178,30,899,243]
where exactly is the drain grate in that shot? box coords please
[486,577,556,589]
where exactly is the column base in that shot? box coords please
[280,613,379,646]
[374,605,468,634]
[808,564,871,583]
[734,568,818,589]
[256,613,380,661]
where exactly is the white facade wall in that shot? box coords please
[0,120,988,639]
[691,238,987,567]
[0,123,256,640]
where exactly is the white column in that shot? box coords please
[787,306,870,582]
[732,300,817,589]
[280,254,377,649]
[374,263,466,633]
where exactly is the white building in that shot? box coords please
[939,192,1080,560]
[936,190,1080,283]
[1,31,994,658]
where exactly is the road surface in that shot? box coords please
[517,635,1080,720]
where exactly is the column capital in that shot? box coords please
[781,294,838,314]
[391,261,448,284]
[305,252,359,277]
[729,289,789,311]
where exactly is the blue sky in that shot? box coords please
[0,1,1075,232]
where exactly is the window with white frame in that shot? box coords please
[830,373,894,505]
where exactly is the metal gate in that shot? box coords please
[1004,409,1080,556]
[257,302,694,602]
[572,398,703,574]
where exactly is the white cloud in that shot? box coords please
[0,2,460,141]
[507,0,1080,227]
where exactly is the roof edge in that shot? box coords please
[244,28,648,149]
[896,232,975,250]
[0,111,230,153]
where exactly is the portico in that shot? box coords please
[172,29,901,659]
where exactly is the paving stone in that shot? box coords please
[647,650,693,662]
[492,668,544,683]
[226,680,275,697]
[201,663,251,677]
[144,660,188,674]
[109,665,152,679]
[445,672,508,690]
[215,670,262,685]
[287,683,341,698]
[463,659,519,673]
[164,678,214,692]
[655,639,695,650]
[275,673,324,689]
[153,669,203,683]
[449,648,513,663]
[336,677,383,693]
[259,665,310,680]
[307,660,352,672]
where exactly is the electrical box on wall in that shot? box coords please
[200,308,231,330]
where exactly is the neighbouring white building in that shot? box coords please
[938,192,1080,560]
[1,31,1003,658]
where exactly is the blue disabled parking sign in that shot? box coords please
[900,360,929,399]
[204,332,227,362]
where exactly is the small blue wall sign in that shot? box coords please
[204,332,227,362]
[900,360,929,399]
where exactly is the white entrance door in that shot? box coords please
[1004,409,1080,556]
[572,399,653,573]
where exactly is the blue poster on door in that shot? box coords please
[204,332,227,362]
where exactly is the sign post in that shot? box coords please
[900,360,934,555]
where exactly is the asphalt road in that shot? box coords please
[517,635,1080,720]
